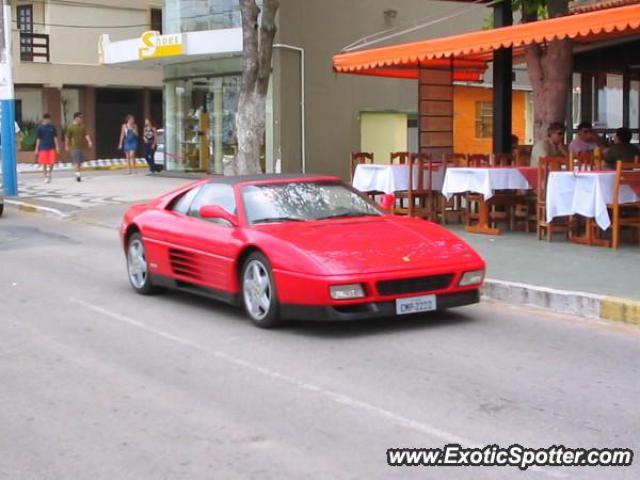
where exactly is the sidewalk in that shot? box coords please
[0,158,149,174]
[3,169,639,325]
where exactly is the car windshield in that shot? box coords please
[242,181,382,224]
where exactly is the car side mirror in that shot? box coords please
[199,205,238,227]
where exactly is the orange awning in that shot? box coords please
[333,3,640,80]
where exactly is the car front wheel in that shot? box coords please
[241,252,281,328]
[126,232,158,295]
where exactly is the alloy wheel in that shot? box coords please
[242,260,272,321]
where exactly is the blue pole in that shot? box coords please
[1,99,17,196]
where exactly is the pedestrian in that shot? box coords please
[65,112,93,182]
[569,121,599,157]
[35,113,60,183]
[118,114,138,174]
[142,118,158,173]
[603,127,639,170]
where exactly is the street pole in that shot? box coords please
[0,0,18,196]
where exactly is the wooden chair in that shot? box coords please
[536,156,571,241]
[442,153,468,166]
[350,152,373,181]
[467,153,490,167]
[494,153,513,167]
[390,152,410,165]
[515,145,532,166]
[605,160,640,249]
[394,153,436,219]
[438,154,465,224]
[462,155,491,225]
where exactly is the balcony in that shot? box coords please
[19,33,50,63]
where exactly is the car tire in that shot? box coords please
[0,203,3,217]
[241,252,281,328]
[126,232,159,295]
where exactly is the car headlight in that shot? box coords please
[458,269,484,286]
[330,284,365,300]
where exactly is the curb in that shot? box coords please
[482,279,640,326]
[4,199,70,219]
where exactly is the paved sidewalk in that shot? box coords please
[452,226,640,301]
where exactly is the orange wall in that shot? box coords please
[453,86,526,155]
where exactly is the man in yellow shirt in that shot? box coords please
[65,112,93,182]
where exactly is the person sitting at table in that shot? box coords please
[569,121,599,157]
[530,122,568,167]
[603,127,639,170]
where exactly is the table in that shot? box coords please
[441,167,535,235]
[546,171,640,245]
[352,163,445,195]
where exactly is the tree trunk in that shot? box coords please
[234,0,279,175]
[523,0,572,141]
[525,38,573,140]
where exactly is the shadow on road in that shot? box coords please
[285,309,476,338]
[147,289,477,338]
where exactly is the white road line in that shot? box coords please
[69,296,567,479]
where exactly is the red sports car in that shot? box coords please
[120,174,485,328]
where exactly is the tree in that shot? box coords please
[516,0,572,140]
[230,0,280,175]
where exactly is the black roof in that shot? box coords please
[208,173,340,186]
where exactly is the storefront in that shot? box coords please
[100,2,246,174]
[163,60,243,173]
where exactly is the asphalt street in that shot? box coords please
[1,206,639,480]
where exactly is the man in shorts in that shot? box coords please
[65,112,93,182]
[35,113,60,183]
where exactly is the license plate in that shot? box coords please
[396,294,437,315]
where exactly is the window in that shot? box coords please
[171,186,202,215]
[151,8,163,33]
[189,183,236,218]
[17,5,34,62]
[475,101,493,138]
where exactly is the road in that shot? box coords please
[1,206,639,480]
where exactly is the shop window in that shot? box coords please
[475,101,493,138]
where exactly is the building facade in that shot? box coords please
[103,0,533,177]
[13,0,163,161]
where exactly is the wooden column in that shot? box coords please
[42,87,62,128]
[418,61,453,160]
[80,87,97,160]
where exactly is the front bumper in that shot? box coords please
[280,289,480,321]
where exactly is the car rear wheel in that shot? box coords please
[127,232,158,295]
[241,252,281,328]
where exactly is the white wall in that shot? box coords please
[15,87,43,122]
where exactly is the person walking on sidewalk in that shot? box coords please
[35,113,60,184]
[142,118,158,173]
[118,114,139,174]
[65,112,93,182]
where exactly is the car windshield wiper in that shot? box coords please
[315,212,378,220]
[252,216,306,224]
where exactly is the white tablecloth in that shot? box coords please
[441,167,532,200]
[546,171,640,230]
[352,163,445,194]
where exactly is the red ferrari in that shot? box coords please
[120,174,485,328]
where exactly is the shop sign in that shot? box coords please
[138,31,183,60]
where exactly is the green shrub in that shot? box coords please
[19,120,38,151]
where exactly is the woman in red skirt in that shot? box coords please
[35,113,60,183]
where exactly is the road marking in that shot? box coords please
[69,297,567,478]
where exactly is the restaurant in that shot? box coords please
[334,1,640,248]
